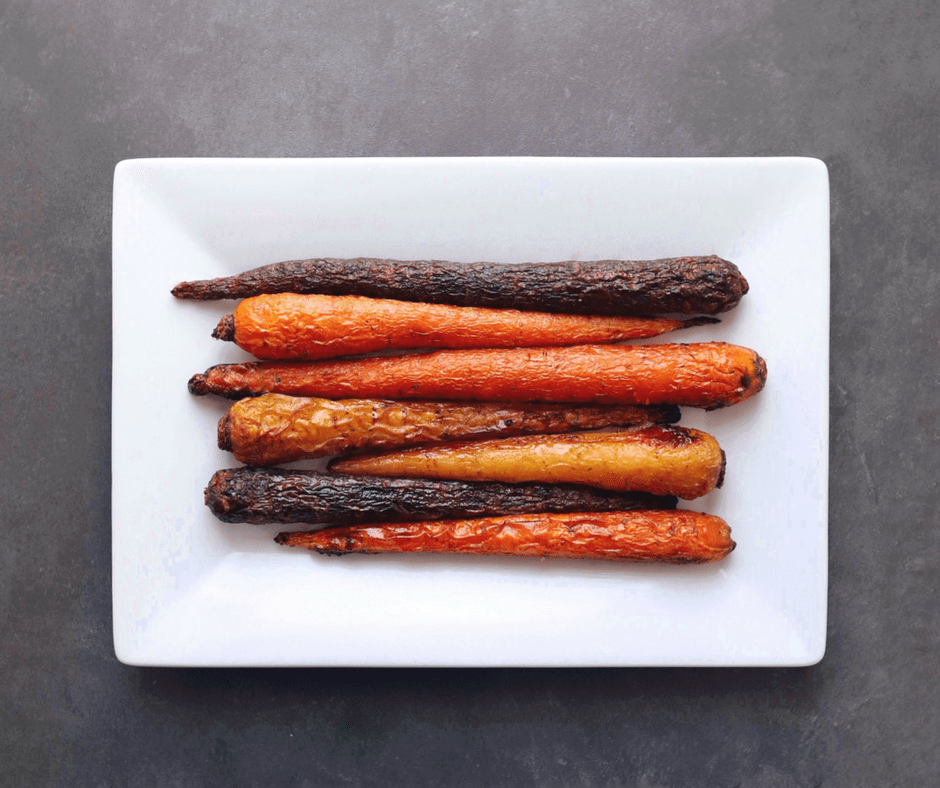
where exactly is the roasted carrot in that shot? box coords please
[212,293,718,361]
[220,393,679,465]
[189,342,767,409]
[171,255,749,315]
[329,425,725,499]
[206,467,677,525]
[275,510,736,564]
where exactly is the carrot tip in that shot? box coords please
[188,374,209,396]
[754,353,768,390]
[212,314,236,341]
[685,316,721,328]
[661,405,682,424]
[217,413,233,451]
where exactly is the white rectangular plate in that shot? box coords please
[112,157,829,667]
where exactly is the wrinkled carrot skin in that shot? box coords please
[216,293,718,360]
[329,425,725,500]
[220,393,680,465]
[206,467,677,525]
[189,342,767,409]
[275,510,736,564]
[171,255,749,315]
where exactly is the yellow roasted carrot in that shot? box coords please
[219,393,680,465]
[329,425,725,500]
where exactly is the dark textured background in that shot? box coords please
[2,1,938,785]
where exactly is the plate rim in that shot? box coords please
[112,155,829,668]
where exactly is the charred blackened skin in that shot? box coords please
[204,467,678,525]
[713,354,767,411]
[217,413,233,451]
[212,314,235,341]
[171,255,748,316]
[188,364,264,399]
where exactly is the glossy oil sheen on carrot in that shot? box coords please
[329,425,725,499]
[189,342,767,409]
[275,510,736,564]
[222,293,718,360]
[220,393,680,465]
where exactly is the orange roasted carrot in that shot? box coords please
[275,510,736,564]
[329,425,725,499]
[211,293,718,360]
[189,342,767,409]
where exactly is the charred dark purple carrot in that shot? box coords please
[205,467,677,525]
[172,255,748,315]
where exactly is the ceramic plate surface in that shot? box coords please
[112,157,829,666]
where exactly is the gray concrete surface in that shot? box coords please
[1,1,938,785]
